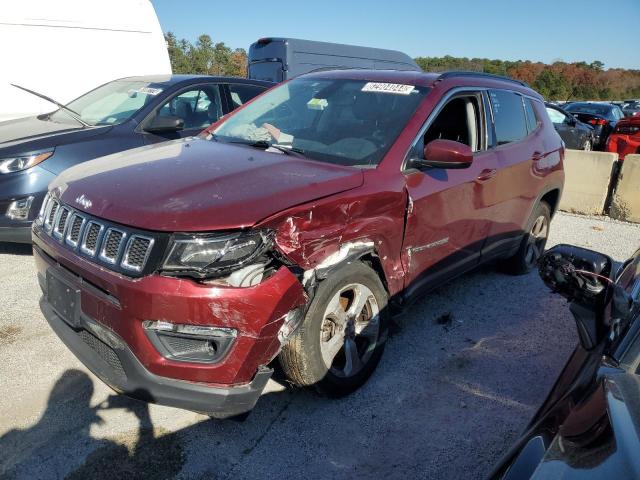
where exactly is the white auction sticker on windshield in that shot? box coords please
[128,87,163,96]
[361,82,415,95]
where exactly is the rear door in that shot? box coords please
[481,90,545,260]
[401,89,501,294]
[546,106,578,148]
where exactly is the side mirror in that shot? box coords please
[567,117,577,126]
[539,245,614,350]
[145,115,184,134]
[410,139,473,170]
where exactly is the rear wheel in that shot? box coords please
[279,262,388,396]
[501,201,551,275]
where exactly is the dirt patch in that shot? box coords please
[65,427,184,480]
[0,325,22,345]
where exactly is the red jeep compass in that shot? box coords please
[32,70,564,417]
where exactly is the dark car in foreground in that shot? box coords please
[563,102,625,149]
[0,75,272,243]
[491,244,640,479]
[545,103,595,150]
[32,70,564,418]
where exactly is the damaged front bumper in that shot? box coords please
[33,230,307,416]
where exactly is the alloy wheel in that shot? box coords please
[525,215,549,267]
[320,283,381,378]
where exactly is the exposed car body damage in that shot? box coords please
[34,69,564,416]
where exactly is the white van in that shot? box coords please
[0,0,171,121]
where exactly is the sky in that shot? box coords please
[151,0,639,70]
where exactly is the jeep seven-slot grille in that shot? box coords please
[83,222,101,254]
[67,215,84,245]
[37,194,156,276]
[100,229,124,263]
[124,236,152,271]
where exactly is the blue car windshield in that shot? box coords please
[49,80,164,126]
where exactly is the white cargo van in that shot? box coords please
[0,0,171,121]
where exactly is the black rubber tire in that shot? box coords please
[501,201,551,275]
[279,261,389,397]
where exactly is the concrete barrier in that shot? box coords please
[558,150,618,215]
[611,154,640,223]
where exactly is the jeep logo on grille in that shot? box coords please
[75,194,92,209]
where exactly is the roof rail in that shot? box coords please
[436,71,528,87]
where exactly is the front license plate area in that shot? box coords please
[47,270,81,328]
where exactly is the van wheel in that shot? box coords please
[501,201,551,275]
[279,262,388,396]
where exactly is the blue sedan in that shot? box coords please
[0,75,272,243]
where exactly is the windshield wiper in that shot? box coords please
[11,83,92,128]
[226,139,306,156]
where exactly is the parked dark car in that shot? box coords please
[32,70,564,418]
[0,75,272,243]
[622,101,640,118]
[563,102,625,149]
[490,244,640,479]
[545,103,595,150]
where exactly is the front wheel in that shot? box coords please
[279,262,388,396]
[501,201,551,275]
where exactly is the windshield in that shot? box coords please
[211,78,429,167]
[49,80,163,126]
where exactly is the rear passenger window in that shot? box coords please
[228,84,267,109]
[524,98,539,133]
[489,90,528,145]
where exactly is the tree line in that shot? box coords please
[165,33,640,101]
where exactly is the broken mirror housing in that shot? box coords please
[161,230,273,279]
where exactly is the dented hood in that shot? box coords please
[52,138,363,231]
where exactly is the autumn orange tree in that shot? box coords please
[416,56,640,100]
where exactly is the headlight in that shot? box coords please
[162,230,272,278]
[0,151,53,174]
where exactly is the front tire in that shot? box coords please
[501,201,551,275]
[279,262,388,396]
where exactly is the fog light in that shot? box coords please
[6,196,34,220]
[142,320,236,363]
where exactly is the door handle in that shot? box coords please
[476,168,497,182]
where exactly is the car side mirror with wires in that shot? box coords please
[539,244,619,350]
[409,139,473,170]
[145,115,184,133]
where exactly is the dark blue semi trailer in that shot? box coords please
[248,37,421,82]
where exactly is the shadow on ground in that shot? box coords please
[0,265,576,480]
[0,242,32,256]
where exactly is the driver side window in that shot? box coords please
[157,86,223,130]
[417,94,483,156]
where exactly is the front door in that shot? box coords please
[142,84,224,144]
[401,91,500,295]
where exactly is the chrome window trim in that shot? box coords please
[65,213,86,249]
[80,221,105,257]
[121,235,155,272]
[98,228,127,265]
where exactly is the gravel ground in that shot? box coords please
[1,212,639,480]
